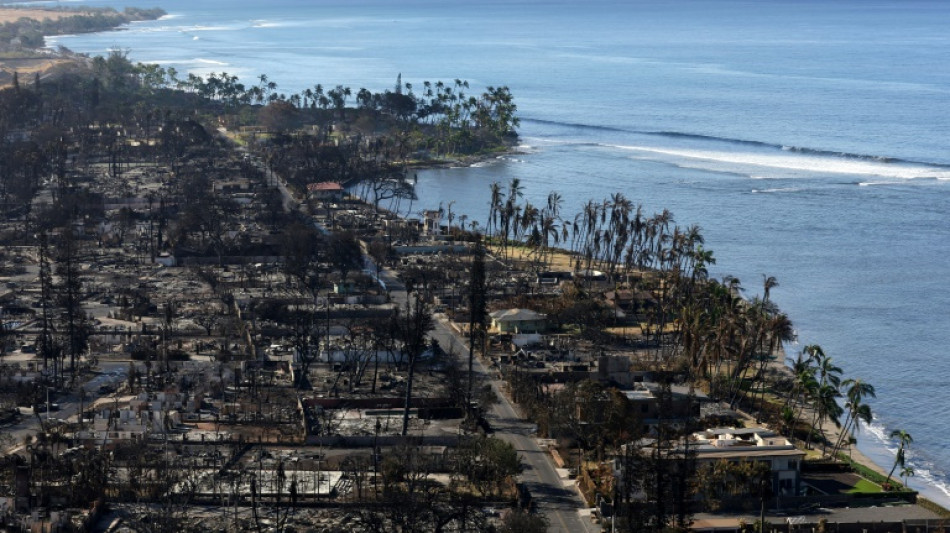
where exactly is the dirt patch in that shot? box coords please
[0,8,92,24]
[0,57,80,88]
[503,244,578,272]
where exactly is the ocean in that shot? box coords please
[41,0,950,507]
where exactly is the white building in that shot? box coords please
[691,427,804,496]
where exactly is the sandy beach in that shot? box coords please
[766,357,890,478]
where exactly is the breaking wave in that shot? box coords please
[523,117,950,171]
[523,117,950,180]
[863,420,950,502]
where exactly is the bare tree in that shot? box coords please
[395,294,434,436]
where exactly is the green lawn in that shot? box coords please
[847,479,882,494]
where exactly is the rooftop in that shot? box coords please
[489,308,546,321]
[691,427,804,456]
[307,181,344,191]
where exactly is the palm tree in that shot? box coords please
[831,378,876,457]
[487,181,504,249]
[500,179,523,259]
[690,246,715,285]
[801,345,842,451]
[814,348,842,390]
[813,383,843,454]
[900,466,915,489]
[885,429,913,489]
[446,200,456,235]
[779,406,797,436]
[538,215,559,268]
[762,275,778,303]
[791,363,817,431]
[750,311,794,421]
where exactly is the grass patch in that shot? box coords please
[803,448,824,461]
[847,478,882,494]
[836,452,892,486]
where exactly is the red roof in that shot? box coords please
[307,182,344,192]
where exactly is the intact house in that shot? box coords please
[422,209,443,235]
[614,427,804,513]
[690,427,804,498]
[489,308,548,334]
[307,181,346,202]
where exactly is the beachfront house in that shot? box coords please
[422,209,442,235]
[614,427,804,515]
[691,427,805,497]
[307,181,345,202]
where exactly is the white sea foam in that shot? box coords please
[603,143,950,180]
[909,463,950,500]
[142,59,183,65]
[751,187,800,194]
[176,25,233,33]
[251,20,284,28]
[520,137,568,147]
[860,420,950,502]
[688,63,949,94]
[863,420,894,451]
[192,58,229,66]
[556,52,648,65]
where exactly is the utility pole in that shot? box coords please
[467,236,487,418]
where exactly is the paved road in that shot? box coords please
[375,264,599,532]
[218,128,299,213]
[1,361,131,453]
[429,319,599,533]
[242,147,600,531]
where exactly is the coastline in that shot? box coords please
[766,351,949,513]
[411,151,950,513]
[405,145,525,170]
[406,159,943,508]
[410,163,949,513]
[0,4,165,89]
[764,356,889,476]
[0,7,93,24]
[27,1,950,516]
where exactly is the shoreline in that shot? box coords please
[765,355,889,475]
[405,144,525,170]
[21,3,950,515]
[767,351,950,512]
[408,167,950,512]
[0,4,157,89]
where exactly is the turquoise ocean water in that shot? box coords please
[39,0,950,507]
